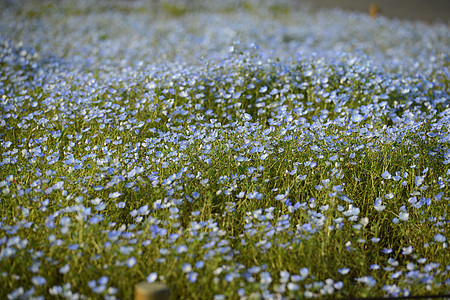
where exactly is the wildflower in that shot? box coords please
[414,176,424,187]
[59,264,70,274]
[299,267,309,278]
[126,257,137,268]
[109,192,122,198]
[391,271,402,279]
[385,193,394,199]
[334,281,344,289]
[279,271,290,283]
[371,237,380,243]
[381,171,392,180]
[402,246,413,255]
[31,276,46,286]
[147,273,158,283]
[187,272,198,283]
[287,282,299,291]
[195,260,204,269]
[351,114,363,123]
[434,234,446,242]
[398,212,409,221]
[182,263,192,273]
[98,276,109,285]
[242,113,252,121]
[93,285,107,294]
[338,268,350,275]
[355,276,376,287]
[49,286,63,296]
[260,271,272,285]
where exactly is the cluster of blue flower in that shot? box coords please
[1,0,448,299]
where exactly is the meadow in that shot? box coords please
[0,0,449,299]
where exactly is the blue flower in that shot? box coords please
[434,234,446,242]
[338,268,350,275]
[109,192,122,198]
[182,263,192,273]
[32,276,46,286]
[187,272,198,283]
[351,114,363,123]
[147,272,158,283]
[126,257,137,268]
[381,171,392,180]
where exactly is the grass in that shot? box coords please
[0,0,449,299]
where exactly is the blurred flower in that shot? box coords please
[31,276,46,286]
[147,273,158,283]
[434,234,446,242]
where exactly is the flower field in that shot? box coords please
[0,0,449,299]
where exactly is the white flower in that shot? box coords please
[109,192,122,198]
[402,246,413,255]
[399,212,409,221]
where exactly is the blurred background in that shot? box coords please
[1,0,449,23]
[301,0,450,23]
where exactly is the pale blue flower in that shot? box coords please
[260,271,272,285]
[32,276,46,286]
[399,212,409,221]
[351,114,363,123]
[434,234,446,242]
[391,271,402,279]
[195,260,204,269]
[355,276,376,287]
[187,272,198,283]
[93,285,106,294]
[147,272,158,283]
[402,246,413,255]
[242,113,252,121]
[126,257,137,268]
[59,264,70,274]
[299,267,309,278]
[414,176,424,187]
[381,171,392,180]
[182,263,192,273]
[338,268,349,275]
[109,192,122,198]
